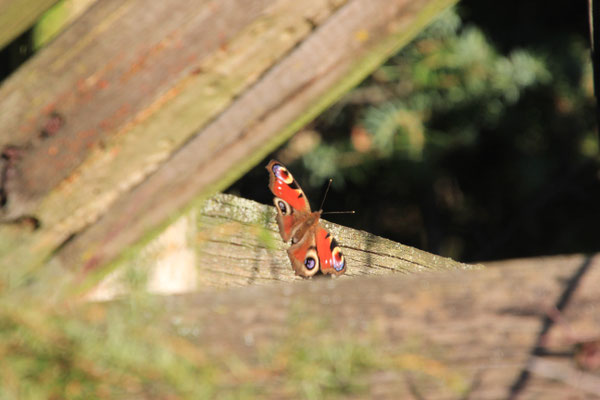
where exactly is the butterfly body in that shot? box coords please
[266,160,346,277]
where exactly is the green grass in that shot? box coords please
[0,289,469,399]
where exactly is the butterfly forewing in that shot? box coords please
[267,160,311,213]
[273,197,297,242]
[266,159,346,277]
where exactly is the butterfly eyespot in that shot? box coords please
[277,200,287,214]
[332,247,345,272]
[304,248,320,272]
[268,160,347,277]
[272,163,294,185]
[329,238,345,272]
[274,198,292,216]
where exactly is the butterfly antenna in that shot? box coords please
[318,178,333,212]
[318,178,356,215]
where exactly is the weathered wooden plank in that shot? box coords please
[80,193,480,299]
[4,253,596,398]
[128,253,599,399]
[0,0,457,283]
[1,0,293,210]
[0,0,348,274]
[54,0,458,277]
[0,0,57,49]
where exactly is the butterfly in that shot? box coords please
[266,160,346,277]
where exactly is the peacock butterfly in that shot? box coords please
[266,160,346,277]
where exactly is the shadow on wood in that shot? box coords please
[91,252,599,398]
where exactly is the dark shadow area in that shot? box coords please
[0,28,35,83]
[507,255,595,399]
[228,0,600,263]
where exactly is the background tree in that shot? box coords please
[231,2,599,263]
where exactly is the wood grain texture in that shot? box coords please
[80,193,479,299]
[54,0,457,276]
[138,253,599,399]
[195,194,479,282]
[0,0,457,281]
[0,0,346,274]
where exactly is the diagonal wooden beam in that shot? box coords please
[0,0,458,283]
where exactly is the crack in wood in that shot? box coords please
[200,237,276,251]
[345,245,432,267]
[201,213,276,231]
[199,248,279,262]
[364,262,412,272]
[202,268,274,280]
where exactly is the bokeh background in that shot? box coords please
[228,0,599,263]
[1,1,598,398]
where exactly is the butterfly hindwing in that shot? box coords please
[316,227,346,276]
[287,226,345,277]
[287,227,320,277]
[267,159,347,277]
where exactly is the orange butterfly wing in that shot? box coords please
[316,227,346,276]
[267,160,346,277]
[267,160,311,241]
[287,227,321,277]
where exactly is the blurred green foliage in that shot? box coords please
[234,4,598,262]
[0,291,464,400]
[314,9,552,170]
